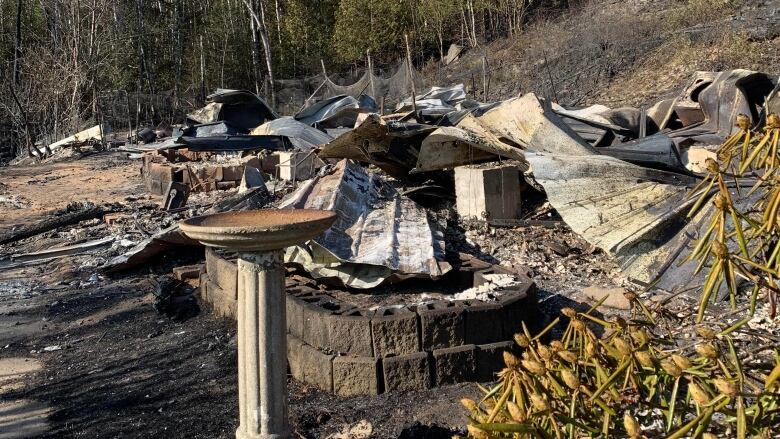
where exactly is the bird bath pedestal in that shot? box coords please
[180,209,337,439]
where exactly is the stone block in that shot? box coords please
[241,155,261,170]
[149,179,163,195]
[418,302,465,351]
[211,251,238,300]
[102,212,127,226]
[286,276,318,289]
[301,297,330,349]
[205,248,219,281]
[371,307,419,357]
[260,153,280,174]
[206,279,222,304]
[500,289,537,337]
[454,165,522,221]
[300,344,334,392]
[173,264,202,281]
[476,341,514,382]
[452,253,493,286]
[383,352,431,392]
[286,290,314,338]
[433,344,476,385]
[464,301,504,345]
[212,165,224,182]
[148,162,174,184]
[582,286,630,310]
[327,309,375,356]
[332,356,381,396]
[198,272,209,302]
[301,296,351,349]
[221,165,243,182]
[287,336,304,381]
[216,181,237,190]
[208,280,237,319]
[276,151,323,181]
[192,166,219,192]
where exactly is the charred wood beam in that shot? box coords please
[0,204,105,245]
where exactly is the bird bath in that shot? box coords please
[180,209,337,439]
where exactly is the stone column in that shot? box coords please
[236,250,290,439]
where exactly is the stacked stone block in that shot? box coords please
[141,155,260,195]
[200,248,538,396]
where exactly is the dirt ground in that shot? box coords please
[0,153,142,229]
[0,263,481,438]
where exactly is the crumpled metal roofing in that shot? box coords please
[526,153,698,284]
[320,114,435,178]
[519,71,776,289]
[250,117,333,150]
[414,93,591,172]
[457,94,596,156]
[206,88,279,130]
[279,159,450,288]
[664,70,776,146]
[295,94,377,128]
[395,84,467,113]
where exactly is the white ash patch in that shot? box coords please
[448,273,522,302]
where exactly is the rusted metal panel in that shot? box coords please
[280,159,450,288]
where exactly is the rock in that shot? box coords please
[545,241,569,256]
[582,286,631,310]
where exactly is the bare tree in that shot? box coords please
[173,0,183,108]
[12,0,22,84]
[242,0,276,105]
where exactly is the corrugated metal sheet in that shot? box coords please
[279,159,450,288]
[250,117,332,150]
[526,153,698,284]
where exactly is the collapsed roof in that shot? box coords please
[119,69,780,295]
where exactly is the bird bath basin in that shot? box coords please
[180,209,336,439]
[180,209,337,252]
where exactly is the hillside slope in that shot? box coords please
[430,0,779,108]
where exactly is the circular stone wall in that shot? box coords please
[200,248,539,396]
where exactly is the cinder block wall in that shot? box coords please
[200,248,539,396]
[141,156,260,195]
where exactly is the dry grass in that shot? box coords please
[432,0,777,108]
[595,33,780,107]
